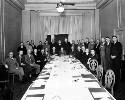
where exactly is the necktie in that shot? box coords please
[20,56,22,63]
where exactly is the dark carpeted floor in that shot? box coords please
[0,75,125,100]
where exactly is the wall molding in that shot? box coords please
[5,0,25,12]
[97,0,113,10]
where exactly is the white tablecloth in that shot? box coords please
[21,56,116,100]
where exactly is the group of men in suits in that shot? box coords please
[3,36,123,88]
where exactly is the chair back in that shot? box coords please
[105,69,115,89]
[89,59,98,71]
[97,65,103,83]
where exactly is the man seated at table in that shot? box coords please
[45,48,51,61]
[33,48,41,64]
[59,47,67,56]
[4,52,25,83]
[16,50,31,82]
[88,49,99,64]
[75,46,81,60]
[81,48,90,69]
[51,47,57,56]
[25,49,40,77]
[69,46,75,58]
[39,49,48,70]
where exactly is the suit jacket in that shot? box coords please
[62,42,71,55]
[84,42,90,49]
[75,49,81,60]
[110,42,122,59]
[88,42,95,51]
[69,50,75,57]
[4,57,19,72]
[59,50,67,56]
[37,45,43,53]
[17,46,27,55]
[94,43,100,56]
[33,53,40,63]
[80,52,90,64]
[16,55,26,66]
[25,54,35,65]
[40,53,47,63]
[56,43,62,55]
[89,54,98,61]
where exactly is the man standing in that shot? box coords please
[105,37,111,71]
[110,36,122,91]
[63,38,71,55]
[88,38,95,51]
[84,37,90,49]
[100,38,106,70]
[17,42,27,55]
[37,41,43,55]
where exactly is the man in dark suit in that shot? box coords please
[69,46,76,58]
[16,50,31,81]
[110,36,122,91]
[25,49,40,76]
[17,42,27,55]
[56,40,62,55]
[37,41,43,55]
[81,48,90,69]
[62,38,71,55]
[75,46,81,60]
[50,39,57,55]
[43,41,50,54]
[89,49,98,61]
[79,46,86,62]
[84,37,90,49]
[39,49,47,70]
[4,52,24,82]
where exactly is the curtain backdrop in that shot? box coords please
[22,10,98,45]
[39,15,85,42]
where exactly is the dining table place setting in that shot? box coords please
[21,56,116,100]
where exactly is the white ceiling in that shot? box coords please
[26,0,95,3]
[24,0,110,11]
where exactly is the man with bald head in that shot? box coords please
[4,52,24,82]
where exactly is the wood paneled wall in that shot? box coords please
[100,0,125,56]
[0,0,23,63]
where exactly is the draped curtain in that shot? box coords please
[39,15,84,42]
[22,10,98,45]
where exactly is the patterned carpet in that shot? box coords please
[0,75,125,100]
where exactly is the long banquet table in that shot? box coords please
[21,56,116,100]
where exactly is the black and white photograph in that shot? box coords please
[0,0,125,100]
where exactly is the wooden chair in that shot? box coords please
[0,80,9,89]
[89,59,98,71]
[96,65,103,85]
[8,73,18,85]
[105,69,115,96]
[0,64,9,88]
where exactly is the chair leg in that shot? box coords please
[111,88,114,96]
[12,75,14,85]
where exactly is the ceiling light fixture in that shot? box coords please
[56,2,64,13]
